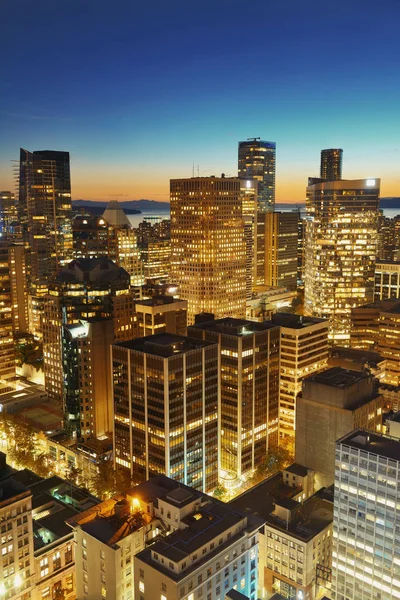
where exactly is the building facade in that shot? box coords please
[170,177,247,324]
[238,139,276,212]
[113,333,219,492]
[264,212,298,291]
[304,178,380,345]
[320,148,343,181]
[188,317,280,484]
[270,314,329,444]
[375,260,400,300]
[135,295,187,337]
[332,429,400,600]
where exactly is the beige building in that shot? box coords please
[134,295,187,337]
[270,314,329,444]
[231,465,333,600]
[134,476,262,600]
[295,367,384,488]
[304,178,379,345]
[170,176,247,323]
[374,260,400,301]
[350,299,400,385]
[264,212,298,291]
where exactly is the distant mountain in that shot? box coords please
[72,199,170,212]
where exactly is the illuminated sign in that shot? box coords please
[366,179,376,186]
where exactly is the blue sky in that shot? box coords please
[1,0,399,201]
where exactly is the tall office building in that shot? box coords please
[140,239,171,282]
[270,313,329,444]
[0,242,29,335]
[43,258,135,403]
[320,148,343,181]
[238,138,276,212]
[18,149,73,337]
[374,260,400,300]
[188,317,280,483]
[240,178,260,294]
[18,148,72,281]
[112,333,219,492]
[304,178,380,345]
[264,211,298,290]
[332,429,400,600]
[170,177,247,324]
[297,213,306,286]
[62,318,114,441]
[0,244,17,394]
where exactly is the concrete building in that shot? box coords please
[170,177,247,324]
[188,317,280,484]
[112,333,219,492]
[231,465,333,600]
[134,295,187,337]
[332,429,400,600]
[62,318,114,441]
[304,178,379,345]
[375,260,400,300]
[328,346,386,381]
[295,367,384,488]
[43,258,135,404]
[270,314,329,444]
[134,475,263,600]
[264,212,298,291]
[245,287,296,322]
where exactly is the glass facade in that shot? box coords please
[320,148,343,181]
[238,139,276,212]
[305,179,380,345]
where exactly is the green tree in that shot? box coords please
[213,484,228,502]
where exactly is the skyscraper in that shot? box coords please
[320,148,343,181]
[18,149,73,337]
[264,211,299,290]
[332,429,400,600]
[304,178,380,344]
[188,317,280,483]
[238,138,276,212]
[0,191,17,236]
[170,176,247,324]
[112,333,219,492]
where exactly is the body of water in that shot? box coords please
[128,206,400,228]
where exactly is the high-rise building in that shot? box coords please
[0,191,17,235]
[240,178,260,295]
[188,317,280,483]
[376,212,400,261]
[332,429,400,600]
[297,213,306,286]
[295,367,384,488]
[0,243,19,394]
[62,318,114,441]
[18,148,73,280]
[112,333,219,492]
[170,177,247,324]
[374,260,400,300]
[43,258,135,403]
[320,148,343,181]
[270,313,329,444]
[134,295,187,336]
[304,178,380,345]
[72,214,118,260]
[140,239,171,282]
[238,138,276,212]
[18,149,73,337]
[264,211,298,290]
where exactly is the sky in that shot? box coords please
[1,0,399,203]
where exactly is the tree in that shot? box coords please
[213,484,228,502]
[247,442,294,487]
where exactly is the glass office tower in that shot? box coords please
[238,138,276,212]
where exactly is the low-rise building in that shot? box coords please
[134,295,187,337]
[231,466,333,600]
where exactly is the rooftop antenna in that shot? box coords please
[247,137,261,141]
[192,162,195,178]
[197,164,199,177]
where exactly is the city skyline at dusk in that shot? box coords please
[1,0,399,202]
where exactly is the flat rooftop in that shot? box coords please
[189,317,278,336]
[135,295,185,308]
[329,347,383,366]
[338,429,400,461]
[116,332,216,357]
[284,463,310,477]
[303,366,369,388]
[271,313,327,329]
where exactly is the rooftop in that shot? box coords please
[135,295,185,308]
[284,463,310,477]
[189,316,278,336]
[338,429,400,461]
[271,313,328,329]
[303,366,369,388]
[116,332,216,357]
